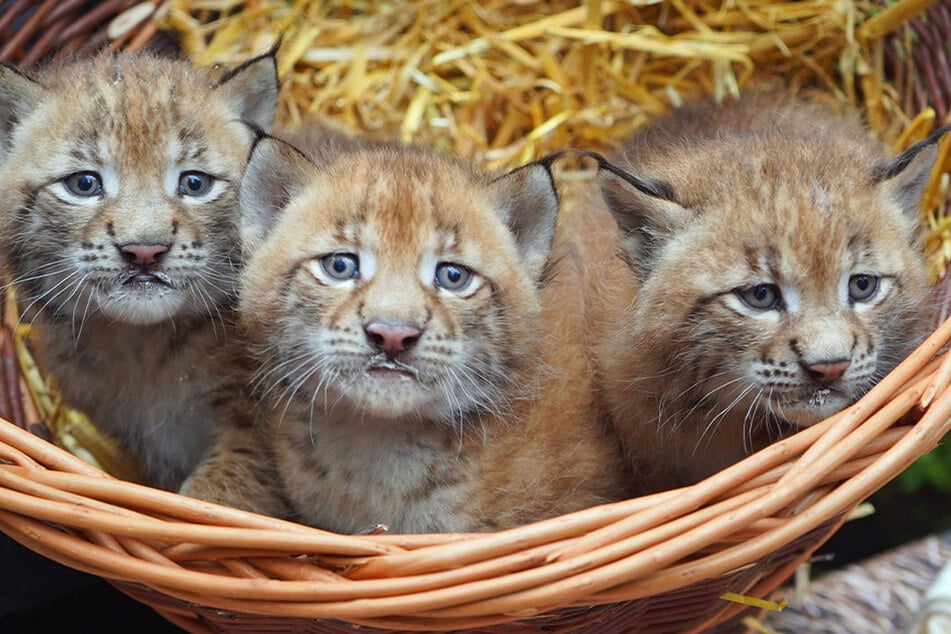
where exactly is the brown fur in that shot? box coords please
[181,137,634,532]
[591,94,940,490]
[0,53,278,489]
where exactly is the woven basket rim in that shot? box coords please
[1,313,950,630]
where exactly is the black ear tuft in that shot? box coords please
[0,63,45,158]
[215,52,280,133]
[873,124,951,218]
[239,134,316,251]
[872,125,950,182]
[581,150,676,203]
[587,151,688,278]
[491,159,560,281]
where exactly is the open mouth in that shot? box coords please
[366,358,420,380]
[772,387,849,428]
[123,271,172,287]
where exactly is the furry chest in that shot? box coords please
[36,319,226,485]
[274,421,470,533]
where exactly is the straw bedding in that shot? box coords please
[0,0,950,632]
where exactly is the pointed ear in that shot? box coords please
[239,135,316,251]
[491,158,560,280]
[0,63,45,158]
[585,151,689,278]
[214,52,279,132]
[874,125,950,218]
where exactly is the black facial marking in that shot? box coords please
[764,245,781,279]
[789,338,803,359]
[743,245,759,272]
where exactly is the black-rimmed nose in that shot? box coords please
[802,359,851,383]
[120,243,170,267]
[364,321,422,356]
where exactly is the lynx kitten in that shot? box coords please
[181,136,633,532]
[592,94,944,489]
[0,52,278,489]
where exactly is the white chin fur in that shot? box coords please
[96,291,189,325]
[773,391,850,428]
[337,375,471,423]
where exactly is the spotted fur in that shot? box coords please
[592,94,941,490]
[181,136,633,532]
[0,52,278,489]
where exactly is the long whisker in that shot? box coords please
[693,381,758,455]
[18,269,89,327]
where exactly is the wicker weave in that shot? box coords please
[0,2,950,633]
[0,1,169,67]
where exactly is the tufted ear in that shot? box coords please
[490,157,560,281]
[874,125,951,220]
[239,135,316,252]
[0,63,45,159]
[585,150,690,279]
[214,52,280,133]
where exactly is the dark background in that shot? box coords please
[1,535,179,633]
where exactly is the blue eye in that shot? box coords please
[320,253,359,280]
[434,263,472,292]
[64,171,103,197]
[848,274,879,302]
[736,284,782,310]
[178,171,215,197]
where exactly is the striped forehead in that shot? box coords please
[732,214,891,310]
[61,64,211,162]
[334,201,460,261]
[329,156,473,249]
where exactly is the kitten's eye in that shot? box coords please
[320,253,360,280]
[63,171,103,197]
[178,171,215,197]
[736,284,782,310]
[848,274,880,302]
[434,263,472,292]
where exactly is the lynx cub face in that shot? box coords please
[595,96,940,487]
[0,53,276,326]
[0,53,278,489]
[240,140,554,428]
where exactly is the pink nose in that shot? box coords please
[364,322,422,356]
[803,359,851,382]
[120,243,170,266]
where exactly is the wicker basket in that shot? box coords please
[1,2,951,632]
